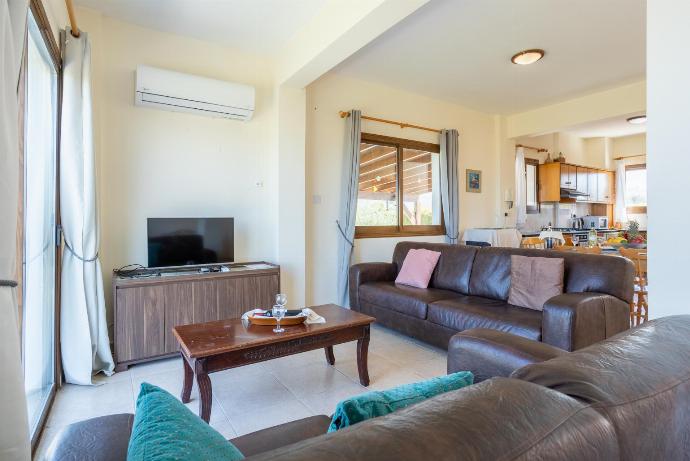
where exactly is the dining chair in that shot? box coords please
[520,237,545,249]
[619,247,649,326]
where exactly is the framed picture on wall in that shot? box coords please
[466,169,482,193]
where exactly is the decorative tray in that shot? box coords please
[248,313,307,326]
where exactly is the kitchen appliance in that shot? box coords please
[583,216,608,229]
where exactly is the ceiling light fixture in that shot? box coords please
[511,49,545,65]
[626,115,647,124]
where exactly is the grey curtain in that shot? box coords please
[440,129,459,244]
[0,0,31,458]
[336,110,361,307]
[60,28,115,384]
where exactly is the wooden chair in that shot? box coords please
[520,237,545,249]
[619,247,648,326]
[553,245,602,255]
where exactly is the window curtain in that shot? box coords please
[614,160,628,225]
[439,129,459,243]
[336,110,361,306]
[60,28,115,385]
[0,0,31,459]
[514,146,527,227]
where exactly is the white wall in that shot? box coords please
[78,9,279,322]
[305,73,497,305]
[647,0,689,318]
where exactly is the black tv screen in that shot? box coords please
[147,218,234,268]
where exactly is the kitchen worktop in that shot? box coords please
[521,228,622,237]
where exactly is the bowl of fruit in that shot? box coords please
[605,236,628,248]
[623,220,647,249]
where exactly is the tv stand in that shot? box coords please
[112,261,280,371]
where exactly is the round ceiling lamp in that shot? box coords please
[626,115,647,124]
[511,49,545,65]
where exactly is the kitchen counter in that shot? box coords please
[521,228,622,237]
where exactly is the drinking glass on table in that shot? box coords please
[572,235,579,246]
[272,304,286,333]
[275,293,287,308]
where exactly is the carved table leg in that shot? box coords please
[180,354,194,404]
[357,325,371,386]
[195,359,213,423]
[324,345,335,365]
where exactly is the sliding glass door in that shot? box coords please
[22,10,59,439]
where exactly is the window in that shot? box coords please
[356,133,444,238]
[525,158,539,214]
[21,5,60,444]
[625,164,647,213]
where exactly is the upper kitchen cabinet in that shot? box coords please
[560,164,577,190]
[538,163,562,202]
[539,162,614,204]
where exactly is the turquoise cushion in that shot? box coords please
[127,383,244,461]
[328,371,474,432]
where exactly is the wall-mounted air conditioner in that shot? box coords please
[135,65,255,121]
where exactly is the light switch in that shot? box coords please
[312,194,322,205]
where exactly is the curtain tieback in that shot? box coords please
[336,220,355,249]
[0,280,18,287]
[64,238,99,262]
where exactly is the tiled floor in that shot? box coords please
[35,325,446,459]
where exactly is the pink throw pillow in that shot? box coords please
[395,249,442,289]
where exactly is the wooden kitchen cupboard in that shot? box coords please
[539,162,614,204]
[113,263,280,371]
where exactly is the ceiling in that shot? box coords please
[74,0,328,57]
[332,0,646,114]
[560,113,647,139]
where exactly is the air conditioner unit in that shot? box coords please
[135,65,255,121]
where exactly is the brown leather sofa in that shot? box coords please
[349,241,634,351]
[44,317,690,460]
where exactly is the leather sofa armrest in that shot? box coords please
[43,413,134,461]
[231,415,331,457]
[348,262,396,310]
[447,328,566,383]
[542,292,630,351]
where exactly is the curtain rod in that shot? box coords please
[613,154,646,161]
[339,111,441,134]
[516,144,548,153]
[65,0,80,37]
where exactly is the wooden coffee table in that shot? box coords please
[173,304,375,422]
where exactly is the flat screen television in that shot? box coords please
[147,218,234,268]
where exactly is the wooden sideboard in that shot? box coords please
[113,262,280,371]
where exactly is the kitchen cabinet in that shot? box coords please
[595,170,614,204]
[538,162,614,204]
[560,164,577,190]
[538,163,562,202]
[576,167,589,200]
[588,168,598,202]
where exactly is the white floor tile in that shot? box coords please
[223,398,313,437]
[267,362,356,397]
[46,380,135,428]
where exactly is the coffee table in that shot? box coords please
[173,304,375,422]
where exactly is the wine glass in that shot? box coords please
[272,304,286,333]
[572,235,579,247]
[275,293,287,308]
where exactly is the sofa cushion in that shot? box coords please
[128,383,244,461]
[395,248,441,288]
[392,242,477,293]
[427,297,542,340]
[508,255,564,310]
[358,282,461,319]
[328,371,473,432]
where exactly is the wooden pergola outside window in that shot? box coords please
[355,133,445,239]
